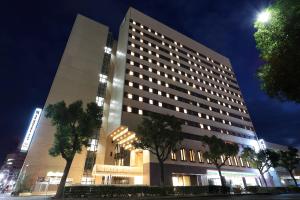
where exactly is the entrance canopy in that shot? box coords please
[109,126,137,151]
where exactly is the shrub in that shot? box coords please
[64,185,232,198]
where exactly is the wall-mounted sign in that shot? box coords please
[20,108,42,152]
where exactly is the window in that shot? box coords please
[180,148,186,161]
[189,150,195,162]
[104,46,112,54]
[96,96,104,106]
[99,74,108,83]
[171,151,177,160]
[197,151,204,163]
[138,109,143,115]
[127,106,132,112]
[128,93,133,99]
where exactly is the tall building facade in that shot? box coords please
[18,8,269,194]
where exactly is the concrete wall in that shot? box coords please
[19,14,109,190]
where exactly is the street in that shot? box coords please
[1,194,300,200]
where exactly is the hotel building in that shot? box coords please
[18,8,268,194]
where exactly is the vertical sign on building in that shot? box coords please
[20,108,42,152]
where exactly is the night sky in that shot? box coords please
[1,0,300,162]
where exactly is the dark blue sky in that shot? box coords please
[1,0,299,162]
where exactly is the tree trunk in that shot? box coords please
[259,171,268,187]
[55,159,73,198]
[159,160,165,186]
[217,166,225,187]
[288,169,298,187]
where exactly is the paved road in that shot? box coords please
[1,194,300,200]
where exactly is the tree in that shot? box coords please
[241,148,279,187]
[133,112,183,185]
[254,0,300,103]
[46,100,102,198]
[278,147,300,186]
[200,135,239,188]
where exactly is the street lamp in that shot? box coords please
[257,10,271,23]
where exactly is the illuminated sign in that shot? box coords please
[20,108,42,152]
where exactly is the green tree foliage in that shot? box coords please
[46,100,102,198]
[241,147,279,187]
[133,113,183,185]
[254,0,300,102]
[200,135,239,188]
[278,147,300,186]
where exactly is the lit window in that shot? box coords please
[130,61,134,65]
[159,102,162,107]
[87,139,98,152]
[176,107,180,112]
[156,54,160,58]
[140,47,143,51]
[99,74,108,83]
[131,43,135,47]
[129,82,133,87]
[139,97,143,102]
[157,71,160,75]
[138,109,143,115]
[166,93,170,98]
[184,109,187,114]
[129,71,134,76]
[158,91,162,95]
[128,93,133,99]
[166,83,169,88]
[127,106,132,112]
[198,151,204,162]
[96,96,104,106]
[171,151,177,160]
[189,150,195,162]
[198,113,202,117]
[200,124,204,129]
[139,64,143,69]
[149,77,152,82]
[149,88,153,93]
[131,52,135,56]
[139,85,143,90]
[180,148,186,161]
[157,80,161,85]
[149,99,153,104]
[139,74,143,79]
[174,96,178,100]
[104,46,112,54]
[140,55,143,59]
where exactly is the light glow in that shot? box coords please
[257,10,271,23]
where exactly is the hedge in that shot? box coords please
[246,186,300,194]
[63,185,230,198]
[63,185,300,198]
